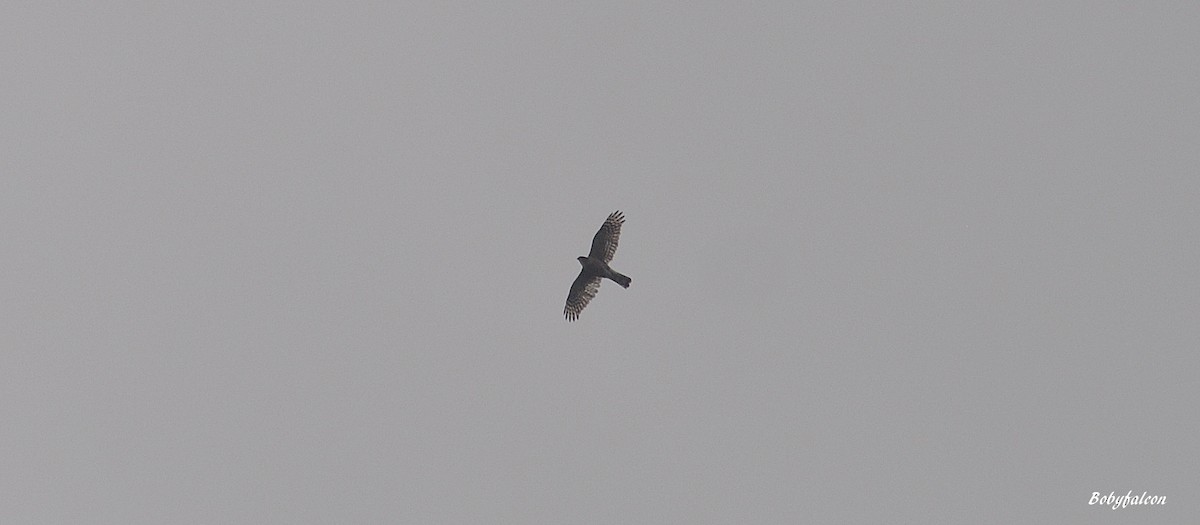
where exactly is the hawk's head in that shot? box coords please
[577,256,588,265]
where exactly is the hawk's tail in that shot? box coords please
[611,271,631,289]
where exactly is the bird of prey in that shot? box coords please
[564,211,631,321]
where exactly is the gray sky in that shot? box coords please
[3,3,1197,523]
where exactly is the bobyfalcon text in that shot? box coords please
[1089,491,1165,510]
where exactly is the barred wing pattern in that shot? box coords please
[587,211,624,263]
[564,274,602,322]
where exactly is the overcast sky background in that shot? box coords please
[3,3,1198,523]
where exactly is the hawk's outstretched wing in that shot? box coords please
[564,270,602,322]
[587,211,624,263]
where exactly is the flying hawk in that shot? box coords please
[564,211,631,321]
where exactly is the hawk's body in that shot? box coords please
[564,211,631,321]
